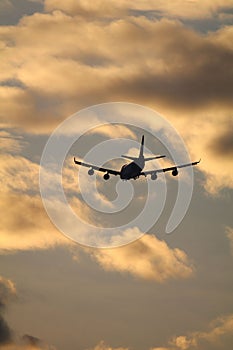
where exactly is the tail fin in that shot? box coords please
[139,135,144,158]
[121,135,165,162]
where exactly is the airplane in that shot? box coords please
[74,135,200,181]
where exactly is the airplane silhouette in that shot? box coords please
[74,135,200,180]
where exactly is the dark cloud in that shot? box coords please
[110,34,233,111]
[210,127,233,157]
[1,14,233,132]
[0,79,26,89]
[22,334,41,347]
[0,316,11,345]
[0,277,15,345]
[0,277,56,349]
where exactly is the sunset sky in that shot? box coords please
[0,1,233,350]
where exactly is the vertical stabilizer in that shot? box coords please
[139,135,144,158]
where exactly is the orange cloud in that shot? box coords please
[0,10,232,193]
[44,0,233,20]
[0,192,70,252]
[150,313,233,350]
[87,341,128,350]
[1,13,232,128]
[91,233,193,282]
[0,131,23,154]
[0,276,16,306]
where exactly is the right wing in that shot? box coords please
[74,158,121,176]
[141,159,201,177]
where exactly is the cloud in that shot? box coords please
[0,192,70,252]
[87,124,136,139]
[210,125,233,159]
[0,152,74,251]
[0,276,16,346]
[150,313,233,350]
[0,276,56,350]
[84,314,233,350]
[0,4,232,257]
[0,336,57,350]
[87,341,128,350]
[0,154,70,251]
[0,131,24,154]
[44,0,233,20]
[175,114,233,194]
[0,155,39,193]
[0,277,16,307]
[0,277,56,350]
[171,314,233,350]
[0,318,11,347]
[0,10,232,194]
[1,14,233,128]
[91,233,194,282]
[226,226,233,255]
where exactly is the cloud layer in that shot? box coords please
[1,7,232,193]
[44,0,233,20]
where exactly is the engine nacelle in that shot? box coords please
[151,173,157,180]
[103,173,110,180]
[88,168,94,176]
[172,168,178,176]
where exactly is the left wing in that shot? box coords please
[74,158,121,176]
[141,159,201,177]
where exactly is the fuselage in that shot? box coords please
[120,157,145,180]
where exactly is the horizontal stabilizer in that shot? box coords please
[144,155,166,161]
[121,155,138,161]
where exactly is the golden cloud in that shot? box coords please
[0,152,71,251]
[87,341,128,350]
[0,337,57,350]
[44,0,233,20]
[0,276,16,306]
[91,233,194,282]
[83,313,233,349]
[0,14,232,127]
[0,131,23,154]
[0,192,70,252]
[150,314,233,350]
[0,155,39,193]
[0,9,232,193]
[87,124,136,139]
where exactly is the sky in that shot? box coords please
[0,0,233,349]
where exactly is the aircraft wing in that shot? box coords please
[141,159,201,177]
[74,157,121,175]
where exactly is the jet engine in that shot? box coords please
[103,173,110,180]
[88,168,94,176]
[172,168,178,176]
[151,173,157,180]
